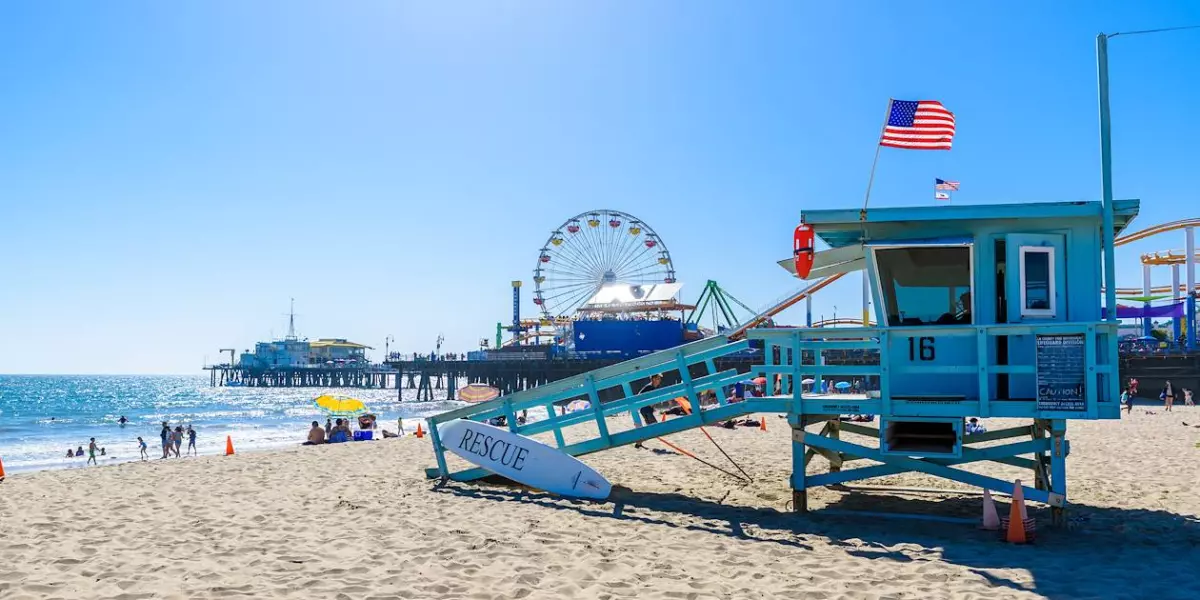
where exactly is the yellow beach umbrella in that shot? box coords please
[459,384,501,404]
[314,394,367,416]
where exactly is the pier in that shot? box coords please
[204,355,775,400]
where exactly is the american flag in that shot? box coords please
[935,178,960,191]
[879,100,956,150]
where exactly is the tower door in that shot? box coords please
[1003,233,1067,399]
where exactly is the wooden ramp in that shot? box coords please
[423,336,760,483]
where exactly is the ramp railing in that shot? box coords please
[425,336,762,481]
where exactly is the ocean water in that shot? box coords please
[0,375,465,474]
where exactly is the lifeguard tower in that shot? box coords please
[423,198,1138,525]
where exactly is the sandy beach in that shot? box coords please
[2,406,1199,600]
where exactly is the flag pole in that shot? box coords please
[859,98,894,223]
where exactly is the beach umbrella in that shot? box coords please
[459,384,501,404]
[801,378,815,385]
[314,394,367,416]
[567,399,591,413]
[834,381,851,390]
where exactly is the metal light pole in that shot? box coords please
[1096,33,1117,324]
[1097,26,1200,343]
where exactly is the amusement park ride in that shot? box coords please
[490,210,688,358]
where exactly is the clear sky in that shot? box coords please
[2,2,1199,374]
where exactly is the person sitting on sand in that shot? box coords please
[138,437,148,460]
[965,418,986,435]
[304,421,326,445]
[328,419,351,443]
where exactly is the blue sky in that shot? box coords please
[2,2,1198,374]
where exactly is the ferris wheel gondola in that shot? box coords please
[533,210,676,319]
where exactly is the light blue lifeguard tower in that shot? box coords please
[424,198,1137,525]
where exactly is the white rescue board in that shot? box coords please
[439,419,612,500]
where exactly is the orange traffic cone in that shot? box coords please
[415,423,425,438]
[760,416,767,432]
[224,436,235,456]
[1005,479,1028,544]
[0,455,6,482]
[981,489,1000,531]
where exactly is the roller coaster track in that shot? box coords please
[1106,218,1200,296]
[812,317,877,327]
[727,273,846,340]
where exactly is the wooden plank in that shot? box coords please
[431,336,737,423]
[427,401,764,482]
[805,434,1054,504]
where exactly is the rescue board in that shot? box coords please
[439,419,612,500]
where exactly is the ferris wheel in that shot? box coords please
[533,210,676,319]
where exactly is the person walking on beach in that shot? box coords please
[1121,388,1133,415]
[160,422,171,459]
[1129,377,1139,398]
[1184,388,1194,407]
[170,426,183,457]
[87,438,99,466]
[1163,381,1175,412]
[137,437,148,460]
[186,426,197,456]
[633,374,663,450]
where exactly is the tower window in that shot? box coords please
[1019,246,1056,317]
[874,245,974,326]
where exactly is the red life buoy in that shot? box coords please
[793,224,814,278]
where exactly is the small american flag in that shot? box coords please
[935,178,960,191]
[879,100,956,150]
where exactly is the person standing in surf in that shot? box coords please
[160,422,171,459]
[633,374,663,450]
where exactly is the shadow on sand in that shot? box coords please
[432,479,1200,599]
